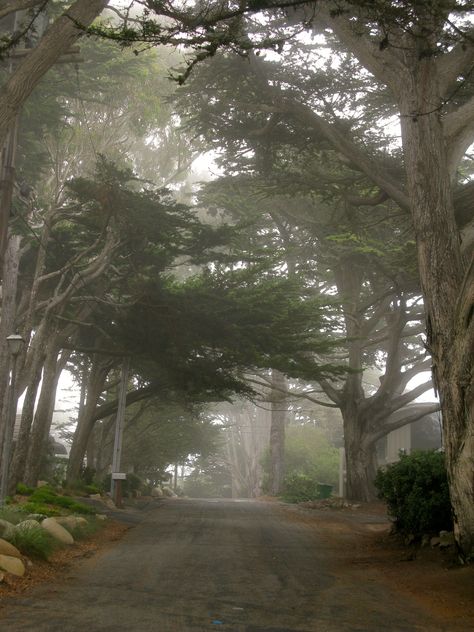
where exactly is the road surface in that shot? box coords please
[0,499,452,631]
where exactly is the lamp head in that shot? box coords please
[6,334,24,356]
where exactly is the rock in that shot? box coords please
[0,538,22,559]
[95,514,107,521]
[16,519,41,532]
[430,536,441,547]
[36,480,49,488]
[151,486,163,498]
[26,513,47,522]
[161,486,177,498]
[0,519,15,541]
[0,554,25,577]
[0,571,4,582]
[55,516,88,530]
[89,494,102,501]
[41,518,74,545]
[421,534,431,548]
[439,530,455,548]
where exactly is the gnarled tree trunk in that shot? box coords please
[269,369,287,496]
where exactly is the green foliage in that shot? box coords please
[61,517,101,541]
[21,502,61,517]
[0,506,27,525]
[9,525,58,560]
[262,426,339,499]
[375,451,452,537]
[28,487,95,515]
[16,483,35,496]
[282,473,321,503]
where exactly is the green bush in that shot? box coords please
[21,501,61,517]
[16,483,35,496]
[375,450,452,537]
[62,517,101,540]
[282,473,320,503]
[28,487,95,514]
[0,506,27,525]
[9,525,59,559]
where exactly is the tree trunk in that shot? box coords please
[342,408,377,501]
[66,357,110,484]
[0,0,108,149]
[398,58,474,557]
[269,369,287,496]
[8,341,47,489]
[0,234,20,454]
[24,348,70,487]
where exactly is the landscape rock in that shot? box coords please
[430,536,441,547]
[439,530,455,548]
[0,554,25,577]
[26,513,47,522]
[89,494,102,501]
[36,480,49,488]
[0,538,22,559]
[55,516,88,530]
[162,486,177,498]
[0,519,15,540]
[41,518,74,544]
[16,519,41,532]
[95,514,107,521]
[151,486,163,498]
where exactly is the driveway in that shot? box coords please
[0,499,457,631]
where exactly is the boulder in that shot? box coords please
[55,516,88,530]
[95,514,107,521]
[41,518,74,544]
[0,538,22,559]
[0,554,25,577]
[0,519,15,541]
[161,486,177,498]
[16,519,41,532]
[37,480,49,488]
[26,513,47,522]
[89,494,102,501]
[439,530,455,548]
[430,536,441,547]
[151,486,163,498]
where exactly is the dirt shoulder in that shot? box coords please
[279,499,474,630]
[0,519,130,602]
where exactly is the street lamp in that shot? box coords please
[0,334,24,505]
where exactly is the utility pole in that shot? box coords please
[110,358,129,507]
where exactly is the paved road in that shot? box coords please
[0,499,448,631]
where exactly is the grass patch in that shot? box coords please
[16,483,35,496]
[62,517,101,540]
[0,506,28,525]
[21,501,61,517]
[9,524,59,560]
[28,487,95,515]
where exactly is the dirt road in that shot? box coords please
[0,499,466,631]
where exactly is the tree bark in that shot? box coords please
[398,57,474,557]
[0,0,108,149]
[66,356,110,484]
[269,369,287,496]
[24,348,70,487]
[0,234,21,454]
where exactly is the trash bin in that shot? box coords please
[317,483,333,499]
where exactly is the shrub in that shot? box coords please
[0,506,27,525]
[28,487,95,514]
[21,501,61,517]
[375,450,452,537]
[16,483,35,496]
[282,473,320,503]
[61,517,101,540]
[9,525,59,559]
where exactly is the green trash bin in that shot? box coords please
[317,483,333,499]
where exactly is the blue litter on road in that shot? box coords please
[212,620,224,625]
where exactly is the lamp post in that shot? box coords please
[0,334,24,505]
